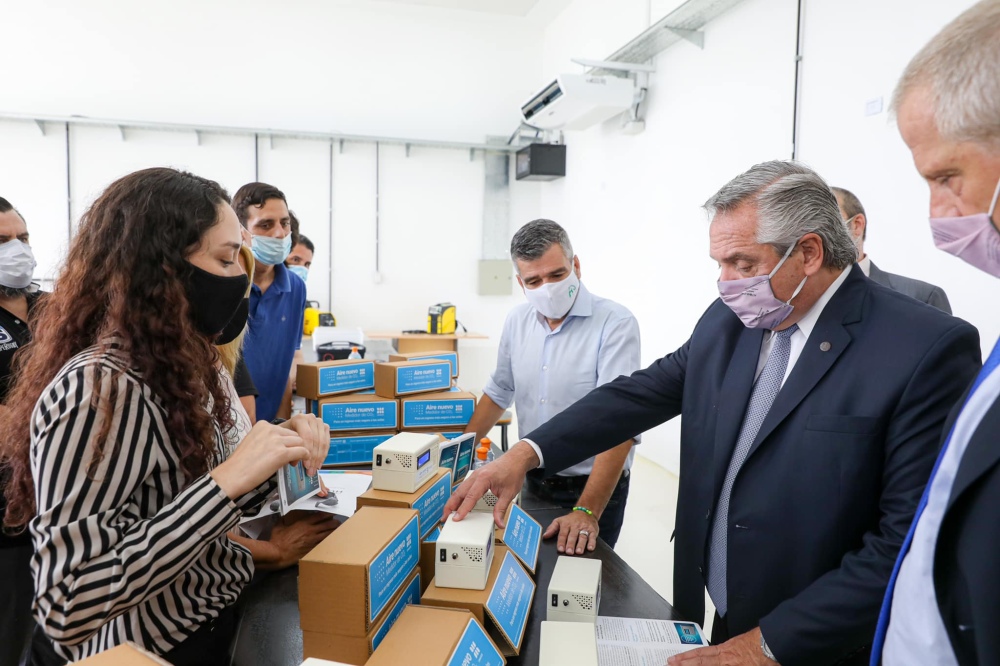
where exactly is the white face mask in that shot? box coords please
[0,239,37,289]
[523,270,580,320]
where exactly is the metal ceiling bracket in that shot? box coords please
[194,130,203,146]
[405,143,411,157]
[34,119,46,136]
[339,139,344,154]
[665,27,705,49]
[470,148,476,162]
[117,125,126,141]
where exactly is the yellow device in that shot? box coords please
[426,303,457,335]
[303,301,336,336]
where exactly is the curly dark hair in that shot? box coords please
[0,167,236,529]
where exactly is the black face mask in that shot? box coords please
[218,297,250,345]
[184,263,249,342]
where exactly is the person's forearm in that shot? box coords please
[240,395,257,425]
[464,394,507,444]
[576,439,632,519]
[289,349,304,382]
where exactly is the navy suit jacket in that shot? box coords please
[527,266,981,665]
[868,260,951,314]
[932,377,1000,665]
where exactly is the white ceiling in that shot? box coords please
[371,0,542,17]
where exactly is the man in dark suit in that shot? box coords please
[446,161,981,666]
[831,186,951,313]
[872,3,1000,665]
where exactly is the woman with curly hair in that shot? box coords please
[0,167,329,664]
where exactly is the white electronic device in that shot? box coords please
[547,556,602,623]
[539,621,598,666]
[435,512,495,590]
[521,73,637,131]
[471,490,521,513]
[371,432,439,493]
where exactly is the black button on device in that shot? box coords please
[551,594,558,607]
[440,548,447,563]
[376,454,382,466]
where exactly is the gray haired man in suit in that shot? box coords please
[832,186,951,313]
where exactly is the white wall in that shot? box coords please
[538,0,799,474]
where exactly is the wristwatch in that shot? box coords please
[760,633,777,662]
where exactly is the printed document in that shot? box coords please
[595,616,708,665]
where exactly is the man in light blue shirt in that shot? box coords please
[465,219,640,554]
[873,2,1000,664]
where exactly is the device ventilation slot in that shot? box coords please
[398,456,412,469]
[482,492,498,507]
[462,547,484,563]
[572,594,594,610]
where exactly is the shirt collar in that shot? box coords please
[857,255,871,277]
[788,265,853,341]
[252,262,291,294]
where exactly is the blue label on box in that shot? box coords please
[402,397,476,429]
[502,503,541,574]
[412,472,452,539]
[371,572,421,651]
[446,618,505,666]
[368,514,420,622]
[318,361,376,394]
[314,400,397,432]
[325,433,395,466]
[424,525,442,543]
[411,352,458,378]
[485,551,534,652]
[395,362,451,394]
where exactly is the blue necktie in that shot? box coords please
[707,324,798,617]
[871,335,1000,663]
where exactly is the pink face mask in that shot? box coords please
[930,176,1000,277]
[718,241,807,330]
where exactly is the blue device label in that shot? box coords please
[368,514,419,622]
[485,551,535,652]
[412,472,452,539]
[396,362,451,394]
[402,397,476,428]
[411,352,458,378]
[324,433,395,466]
[371,571,421,651]
[317,400,397,432]
[446,618,505,666]
[502,503,541,574]
[318,361,376,394]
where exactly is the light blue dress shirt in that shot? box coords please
[883,347,1000,664]
[482,282,641,476]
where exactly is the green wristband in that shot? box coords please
[572,506,594,517]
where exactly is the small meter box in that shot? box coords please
[547,556,602,623]
[435,512,495,590]
[372,432,439,493]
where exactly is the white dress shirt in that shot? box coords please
[526,266,851,467]
[883,348,1000,665]
[485,283,640,476]
[857,255,871,277]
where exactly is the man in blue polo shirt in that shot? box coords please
[233,182,306,423]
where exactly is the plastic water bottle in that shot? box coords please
[348,346,362,359]
[472,438,495,471]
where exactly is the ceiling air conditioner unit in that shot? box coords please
[521,73,636,131]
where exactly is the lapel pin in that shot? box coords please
[820,341,832,352]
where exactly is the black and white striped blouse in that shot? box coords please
[29,344,272,660]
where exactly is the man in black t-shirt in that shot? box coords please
[0,196,42,665]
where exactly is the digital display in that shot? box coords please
[417,450,431,468]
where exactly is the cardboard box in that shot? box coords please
[300,660,356,666]
[399,391,477,430]
[74,644,172,665]
[375,359,452,398]
[309,394,399,433]
[389,351,460,378]
[324,431,396,467]
[297,359,377,399]
[299,506,420,637]
[302,567,422,665]
[420,525,442,594]
[408,428,467,440]
[357,468,451,540]
[367,606,506,666]
[422,548,535,656]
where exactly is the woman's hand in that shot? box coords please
[279,414,330,475]
[211,421,309,499]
